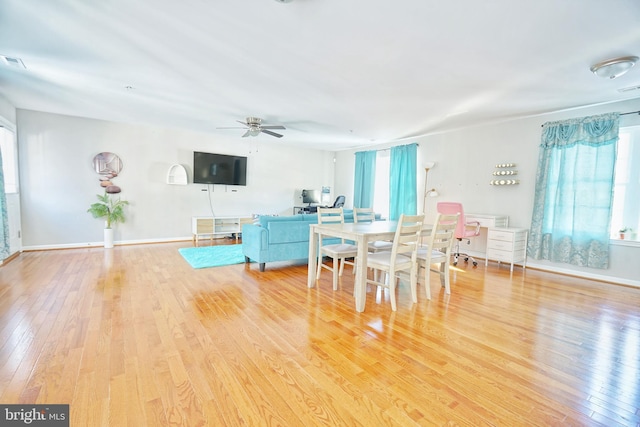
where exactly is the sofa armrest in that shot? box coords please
[242,224,267,248]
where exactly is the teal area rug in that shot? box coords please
[179,244,247,269]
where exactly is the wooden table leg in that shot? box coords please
[354,235,368,312]
[308,227,318,288]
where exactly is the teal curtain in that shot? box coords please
[353,150,377,208]
[0,146,9,261]
[389,143,417,220]
[528,112,619,268]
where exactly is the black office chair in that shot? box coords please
[331,195,345,208]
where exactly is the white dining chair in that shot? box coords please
[364,214,424,311]
[413,212,459,301]
[353,207,394,253]
[316,207,358,290]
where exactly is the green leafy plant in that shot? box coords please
[619,226,631,233]
[87,192,129,229]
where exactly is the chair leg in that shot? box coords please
[389,273,397,311]
[438,262,451,295]
[316,255,323,280]
[410,264,418,304]
[411,265,420,304]
[442,262,451,294]
[339,257,345,276]
[332,257,339,290]
[424,263,432,300]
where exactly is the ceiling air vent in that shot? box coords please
[618,85,640,93]
[0,55,26,69]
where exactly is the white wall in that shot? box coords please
[17,109,335,248]
[334,98,640,286]
[0,95,16,124]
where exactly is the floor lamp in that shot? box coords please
[422,162,438,246]
[422,162,438,216]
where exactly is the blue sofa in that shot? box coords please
[242,211,355,271]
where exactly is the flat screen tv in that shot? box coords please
[193,151,247,186]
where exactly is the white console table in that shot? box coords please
[192,216,253,245]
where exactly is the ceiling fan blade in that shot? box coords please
[260,125,286,130]
[236,120,250,127]
[261,129,283,138]
[241,130,253,138]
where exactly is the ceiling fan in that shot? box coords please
[217,117,286,138]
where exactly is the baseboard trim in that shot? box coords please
[21,237,193,252]
[0,251,21,265]
[524,261,640,289]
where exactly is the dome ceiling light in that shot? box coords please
[590,55,639,79]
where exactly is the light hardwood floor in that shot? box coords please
[0,241,639,426]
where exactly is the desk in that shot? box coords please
[308,221,432,312]
[293,205,317,214]
[465,213,509,228]
[458,213,509,256]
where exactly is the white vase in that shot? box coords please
[104,228,114,249]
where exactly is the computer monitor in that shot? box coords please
[302,189,321,205]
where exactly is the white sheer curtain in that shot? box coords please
[0,144,9,261]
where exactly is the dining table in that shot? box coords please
[307,220,432,312]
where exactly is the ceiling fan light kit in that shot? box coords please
[590,55,639,79]
[217,117,286,138]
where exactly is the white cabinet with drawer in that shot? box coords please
[485,227,528,272]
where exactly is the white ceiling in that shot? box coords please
[1,0,640,150]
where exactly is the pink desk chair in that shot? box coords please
[436,202,481,267]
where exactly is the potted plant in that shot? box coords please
[619,227,631,240]
[87,192,129,248]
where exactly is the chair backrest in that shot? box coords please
[436,202,467,239]
[390,214,424,262]
[353,207,375,223]
[428,213,459,255]
[332,195,346,208]
[317,207,345,245]
[317,207,345,225]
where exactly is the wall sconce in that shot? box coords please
[490,163,520,185]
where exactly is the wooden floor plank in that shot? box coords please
[0,241,639,426]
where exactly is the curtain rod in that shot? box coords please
[354,143,419,154]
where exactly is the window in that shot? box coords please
[372,150,390,219]
[0,126,18,194]
[611,125,640,240]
